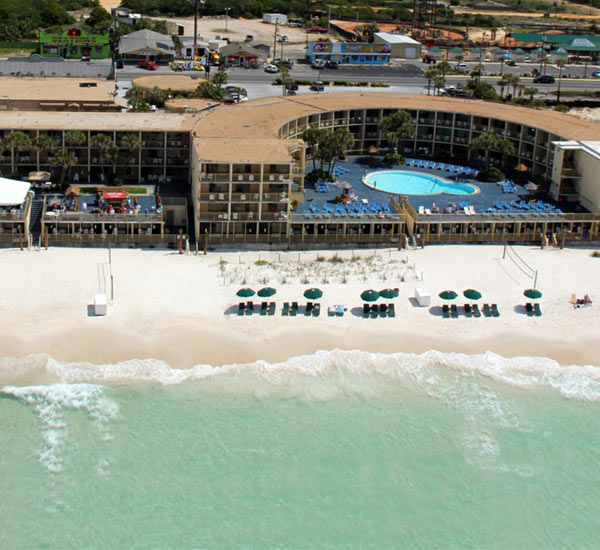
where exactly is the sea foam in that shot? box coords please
[0,349,599,403]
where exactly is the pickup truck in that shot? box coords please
[137,60,158,70]
[307,26,327,33]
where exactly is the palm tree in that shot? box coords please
[211,69,228,88]
[301,127,322,170]
[379,110,415,154]
[278,66,292,96]
[523,86,538,101]
[507,73,521,98]
[437,61,451,81]
[51,149,76,189]
[90,133,117,182]
[196,81,225,101]
[497,75,510,99]
[3,131,32,172]
[356,23,379,43]
[35,135,58,168]
[556,59,565,103]
[327,128,353,176]
[468,131,515,169]
[65,130,86,148]
[424,66,439,95]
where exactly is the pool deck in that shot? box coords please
[293,157,568,223]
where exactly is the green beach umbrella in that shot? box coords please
[236,288,255,298]
[257,287,276,298]
[524,289,542,299]
[361,290,380,302]
[304,288,323,300]
[379,288,398,299]
[463,289,482,300]
[439,290,458,301]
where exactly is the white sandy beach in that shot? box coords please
[0,244,598,369]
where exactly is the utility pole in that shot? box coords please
[273,20,278,62]
[328,5,331,32]
[224,7,231,31]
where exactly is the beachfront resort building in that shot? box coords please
[0,91,599,248]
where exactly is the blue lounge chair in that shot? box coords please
[304,209,311,219]
[383,203,391,215]
[437,163,446,171]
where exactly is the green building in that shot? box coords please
[39,27,110,59]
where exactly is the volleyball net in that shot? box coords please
[502,244,538,288]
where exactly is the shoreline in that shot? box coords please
[1,321,597,369]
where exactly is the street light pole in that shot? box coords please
[193,0,198,59]
[224,7,231,31]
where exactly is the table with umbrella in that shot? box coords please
[303,288,323,316]
[257,287,276,298]
[439,290,458,318]
[463,289,482,317]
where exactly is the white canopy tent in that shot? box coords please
[0,177,31,206]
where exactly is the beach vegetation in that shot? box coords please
[254,260,269,266]
[316,255,326,262]
[195,81,225,101]
[468,131,514,171]
[65,130,86,148]
[329,254,344,263]
[305,168,333,185]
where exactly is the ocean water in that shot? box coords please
[1,350,600,549]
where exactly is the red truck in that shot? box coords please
[307,26,327,33]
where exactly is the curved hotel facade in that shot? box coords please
[0,94,599,247]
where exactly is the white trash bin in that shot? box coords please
[415,287,431,307]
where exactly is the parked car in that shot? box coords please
[310,80,325,91]
[115,59,124,69]
[307,26,327,33]
[275,58,294,69]
[225,86,247,98]
[137,60,158,70]
[264,64,279,73]
[533,75,555,83]
[593,70,600,78]
[455,62,468,72]
[285,81,299,91]
[278,35,289,43]
[288,21,302,27]
[422,55,437,64]
[245,34,253,42]
[311,59,325,69]
[325,60,338,69]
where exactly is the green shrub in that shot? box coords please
[382,152,405,166]
[357,81,369,87]
[306,168,334,184]
[476,167,503,182]
[370,82,389,87]
[554,104,568,112]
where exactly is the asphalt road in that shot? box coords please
[118,59,600,94]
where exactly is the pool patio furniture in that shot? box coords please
[526,302,534,316]
[450,304,459,318]
[534,303,542,316]
[482,303,492,317]
[246,301,254,315]
[370,304,379,318]
[282,302,289,316]
[442,304,450,318]
[260,302,268,315]
[363,303,370,317]
[380,303,388,318]
[268,302,276,315]
[464,303,473,318]
[491,304,500,317]
[388,303,395,318]
[313,303,321,316]
[238,302,245,315]
[291,301,298,316]
[305,302,313,315]
[472,304,481,318]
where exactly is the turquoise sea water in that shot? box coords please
[365,170,477,195]
[1,350,600,549]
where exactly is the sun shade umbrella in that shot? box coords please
[304,288,323,300]
[524,289,542,299]
[379,288,398,299]
[236,288,255,298]
[361,290,380,302]
[257,287,276,298]
[439,290,458,300]
[515,163,529,172]
[463,289,482,300]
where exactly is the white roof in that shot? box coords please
[375,33,421,45]
[0,177,30,206]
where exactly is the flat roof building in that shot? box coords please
[119,29,176,62]
[39,27,110,59]
[373,33,422,59]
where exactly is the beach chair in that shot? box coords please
[313,303,321,317]
[442,304,450,318]
[534,303,542,317]
[450,304,459,318]
[437,163,445,171]
[388,303,396,318]
[238,302,246,315]
[282,302,289,316]
[371,304,379,318]
[491,304,500,317]
[363,303,370,317]
[483,303,492,317]
[260,302,268,315]
[246,301,254,315]
[419,205,425,215]
[305,302,313,316]
[268,302,276,316]
[380,304,388,318]
[525,302,534,317]
[464,303,473,318]
[291,302,298,316]
[472,304,481,318]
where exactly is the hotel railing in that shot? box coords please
[46,233,176,245]
[42,211,162,222]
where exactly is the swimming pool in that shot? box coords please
[363,170,478,196]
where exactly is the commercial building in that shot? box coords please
[262,13,287,25]
[39,28,110,59]
[119,29,176,63]
[306,42,390,65]
[373,33,421,59]
[220,43,269,67]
